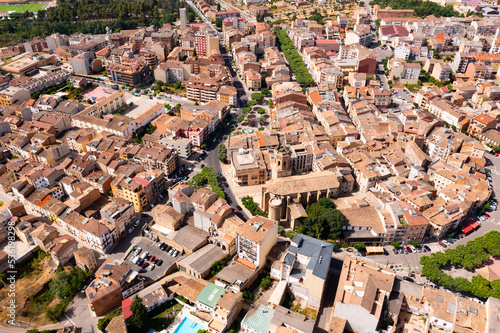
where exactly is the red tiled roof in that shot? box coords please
[380,25,409,37]
[122,298,132,320]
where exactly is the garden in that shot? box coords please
[188,166,225,199]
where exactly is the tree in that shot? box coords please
[353,242,365,252]
[218,143,227,163]
[258,116,266,125]
[247,100,258,106]
[215,17,222,28]
[187,11,196,23]
[306,202,326,217]
[392,241,401,248]
[174,103,181,114]
[128,295,148,333]
[260,275,271,290]
[251,92,264,101]
[411,240,420,247]
[256,108,265,114]
[237,115,245,122]
[262,88,270,95]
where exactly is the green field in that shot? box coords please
[0,3,47,12]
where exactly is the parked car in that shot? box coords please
[138,269,147,273]
[148,264,155,271]
[134,220,141,227]
[485,213,490,217]
[128,227,134,234]
[406,246,412,253]
[236,205,242,211]
[393,248,399,255]
[157,259,163,266]
[403,276,414,283]
[141,213,148,217]
[439,241,447,248]
[158,242,164,249]
[424,245,431,252]
[403,248,408,254]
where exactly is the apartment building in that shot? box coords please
[465,62,489,81]
[467,113,497,137]
[431,62,452,82]
[106,59,149,86]
[194,30,219,58]
[0,86,30,107]
[230,149,270,187]
[345,24,373,47]
[237,216,277,269]
[334,256,395,332]
[74,246,99,273]
[271,234,333,309]
[111,175,148,211]
[389,58,421,84]
[374,5,414,19]
[100,198,135,235]
[85,259,144,316]
[18,70,71,94]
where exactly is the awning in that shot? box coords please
[471,221,480,229]
[462,225,473,234]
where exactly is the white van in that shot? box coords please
[140,251,149,260]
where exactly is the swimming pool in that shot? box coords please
[173,317,205,333]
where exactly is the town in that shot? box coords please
[0,0,499,332]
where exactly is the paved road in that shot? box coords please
[203,125,250,221]
[216,0,256,22]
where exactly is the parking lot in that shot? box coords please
[123,236,179,282]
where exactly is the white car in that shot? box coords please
[134,220,140,227]
[128,227,134,234]
[148,264,155,271]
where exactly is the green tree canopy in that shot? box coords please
[128,296,148,333]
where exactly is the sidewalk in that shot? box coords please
[219,162,264,217]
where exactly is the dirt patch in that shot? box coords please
[441,264,476,281]
[290,298,318,320]
[0,257,56,326]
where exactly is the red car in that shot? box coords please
[496,154,499,157]
[236,205,242,211]
[406,246,412,253]
[119,237,125,244]
[485,213,490,217]
[439,241,447,248]
[150,256,156,261]
[141,262,149,269]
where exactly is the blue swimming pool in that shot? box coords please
[173,317,205,333]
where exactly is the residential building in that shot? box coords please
[74,246,99,273]
[468,113,497,137]
[85,259,144,316]
[271,234,333,308]
[333,256,395,333]
[106,59,149,86]
[236,216,277,269]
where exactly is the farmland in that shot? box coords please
[0,3,47,12]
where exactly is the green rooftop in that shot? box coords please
[241,304,274,333]
[196,283,225,308]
